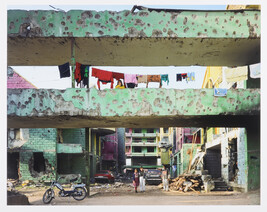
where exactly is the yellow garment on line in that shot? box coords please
[115,85,125,89]
[224,66,248,82]
[202,66,222,88]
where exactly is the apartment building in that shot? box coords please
[124,128,174,169]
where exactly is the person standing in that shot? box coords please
[139,167,146,192]
[133,169,139,193]
[161,165,170,191]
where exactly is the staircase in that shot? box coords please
[212,179,232,191]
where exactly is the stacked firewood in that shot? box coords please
[169,174,203,192]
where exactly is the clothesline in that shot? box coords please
[58,62,197,90]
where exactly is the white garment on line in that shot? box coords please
[224,66,248,82]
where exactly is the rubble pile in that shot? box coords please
[169,174,203,192]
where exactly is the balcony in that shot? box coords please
[131,141,157,146]
[131,152,145,157]
[125,132,132,137]
[144,152,158,157]
[128,133,157,138]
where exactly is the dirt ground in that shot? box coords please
[11,182,260,205]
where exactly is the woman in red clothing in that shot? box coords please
[133,169,140,193]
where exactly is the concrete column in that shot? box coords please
[237,128,248,192]
[221,135,229,183]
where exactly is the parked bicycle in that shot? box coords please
[43,175,87,204]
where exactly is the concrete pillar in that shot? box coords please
[237,128,248,192]
[221,135,229,183]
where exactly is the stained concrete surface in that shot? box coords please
[7,88,260,128]
[7,9,260,66]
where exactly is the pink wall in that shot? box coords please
[7,71,36,89]
[175,128,201,152]
[102,133,118,161]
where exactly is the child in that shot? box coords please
[133,169,139,193]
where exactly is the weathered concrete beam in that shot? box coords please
[7,9,260,66]
[7,88,260,128]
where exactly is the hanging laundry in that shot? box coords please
[249,63,260,79]
[58,62,70,78]
[113,72,126,87]
[224,66,248,82]
[176,74,182,81]
[82,66,90,88]
[186,72,195,82]
[91,68,114,90]
[191,72,195,81]
[137,75,147,84]
[75,62,82,85]
[126,83,136,88]
[80,64,86,81]
[113,72,125,80]
[214,88,227,97]
[124,74,138,85]
[147,75,161,83]
[160,74,169,85]
[147,75,161,88]
[181,73,187,79]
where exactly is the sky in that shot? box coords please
[7,4,227,89]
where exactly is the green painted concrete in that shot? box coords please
[7,88,260,128]
[8,10,260,38]
[7,9,260,66]
[246,127,260,190]
[19,128,57,182]
[56,143,83,154]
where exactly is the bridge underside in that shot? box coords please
[7,88,260,129]
[8,37,259,66]
[7,114,260,129]
[7,9,260,66]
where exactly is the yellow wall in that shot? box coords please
[226,5,260,10]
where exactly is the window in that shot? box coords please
[146,128,154,133]
[33,152,46,173]
[147,147,155,153]
[134,129,142,133]
[133,138,142,143]
[133,147,141,153]
[147,139,155,143]
[163,128,169,133]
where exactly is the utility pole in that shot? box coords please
[71,38,75,88]
[85,128,91,196]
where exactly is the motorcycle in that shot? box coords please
[43,175,87,204]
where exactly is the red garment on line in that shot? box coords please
[112,72,124,81]
[91,68,114,89]
[75,62,82,84]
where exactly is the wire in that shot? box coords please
[49,5,65,12]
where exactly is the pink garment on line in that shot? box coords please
[124,74,138,84]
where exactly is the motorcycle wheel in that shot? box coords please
[43,188,53,204]
[72,187,87,201]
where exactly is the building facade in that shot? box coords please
[202,64,260,192]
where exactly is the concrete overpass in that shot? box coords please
[7,9,260,66]
[7,88,260,129]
